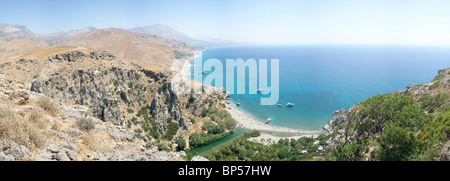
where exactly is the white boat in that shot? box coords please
[286,103,294,107]
[257,88,264,93]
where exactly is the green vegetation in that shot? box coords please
[162,83,168,92]
[202,130,331,161]
[419,94,448,113]
[128,105,160,140]
[189,94,195,103]
[188,106,237,149]
[158,143,170,152]
[332,93,450,161]
[173,50,189,59]
[136,105,151,117]
[163,121,179,140]
[199,91,449,161]
[120,91,127,100]
[189,117,195,124]
[189,132,229,148]
[430,82,440,90]
[243,130,260,138]
[127,108,134,114]
[176,138,187,151]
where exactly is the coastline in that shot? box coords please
[247,133,316,146]
[226,101,324,135]
[182,49,323,136]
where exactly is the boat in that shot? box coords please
[256,88,264,93]
[277,104,281,107]
[199,71,207,74]
[265,118,271,124]
[286,103,294,107]
[236,103,240,106]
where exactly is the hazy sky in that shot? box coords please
[1,0,450,45]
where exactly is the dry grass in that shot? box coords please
[51,120,61,132]
[82,133,108,153]
[0,107,47,150]
[28,108,47,129]
[37,97,59,116]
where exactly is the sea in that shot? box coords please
[190,45,450,131]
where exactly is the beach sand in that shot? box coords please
[226,102,323,135]
[247,133,316,146]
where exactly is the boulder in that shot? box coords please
[67,127,85,138]
[110,130,135,141]
[439,141,450,161]
[0,152,15,161]
[0,139,33,161]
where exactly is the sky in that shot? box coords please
[1,0,450,45]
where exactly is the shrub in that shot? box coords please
[201,109,208,117]
[243,130,261,138]
[127,108,134,113]
[76,117,95,132]
[28,109,46,129]
[164,121,179,140]
[221,116,237,130]
[120,91,127,100]
[208,124,225,135]
[83,134,107,152]
[37,97,59,116]
[0,108,47,150]
[202,120,214,131]
[176,138,186,151]
[51,120,61,132]
[189,94,195,103]
[189,132,228,149]
[158,143,170,151]
[189,117,196,124]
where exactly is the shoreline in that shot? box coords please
[182,49,324,136]
[247,132,316,146]
[226,102,324,136]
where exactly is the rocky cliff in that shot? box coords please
[0,47,224,161]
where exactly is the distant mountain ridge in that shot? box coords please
[128,24,245,48]
[0,23,34,38]
[40,27,98,41]
[0,22,246,48]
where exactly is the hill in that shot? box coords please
[324,68,450,161]
[0,22,197,70]
[56,28,196,69]
[0,47,231,161]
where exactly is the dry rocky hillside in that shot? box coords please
[1,23,197,70]
[56,28,196,69]
[0,45,227,161]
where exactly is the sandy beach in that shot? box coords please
[247,133,316,146]
[226,102,323,135]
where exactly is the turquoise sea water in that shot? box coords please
[194,45,450,131]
